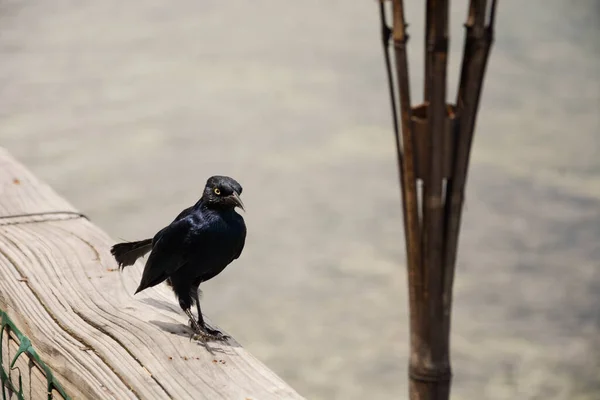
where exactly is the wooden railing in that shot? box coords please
[0,147,303,400]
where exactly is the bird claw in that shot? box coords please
[188,319,229,342]
[190,334,219,343]
[204,326,230,341]
[190,330,228,342]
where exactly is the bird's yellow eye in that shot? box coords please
[214,188,221,195]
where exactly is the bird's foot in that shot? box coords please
[188,319,229,342]
[204,325,230,341]
[190,328,228,342]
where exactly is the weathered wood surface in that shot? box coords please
[0,147,304,400]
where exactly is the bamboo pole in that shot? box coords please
[443,0,497,344]
[421,0,451,398]
[377,1,498,399]
[387,4,427,388]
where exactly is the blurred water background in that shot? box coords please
[1,0,599,399]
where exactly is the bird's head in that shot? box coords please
[202,175,245,211]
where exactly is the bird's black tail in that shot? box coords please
[110,239,152,269]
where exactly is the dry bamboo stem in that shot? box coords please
[378,1,497,399]
[443,0,497,343]
[420,0,452,398]
[389,4,429,384]
[379,3,424,374]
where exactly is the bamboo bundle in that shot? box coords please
[378,1,498,398]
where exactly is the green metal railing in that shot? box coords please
[0,310,70,400]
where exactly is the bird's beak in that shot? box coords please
[230,192,245,211]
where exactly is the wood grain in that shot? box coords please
[0,147,303,399]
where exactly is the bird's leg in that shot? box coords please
[184,309,204,334]
[185,308,218,343]
[184,308,217,354]
[191,288,229,341]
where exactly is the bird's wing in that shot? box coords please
[135,217,195,293]
[147,205,194,248]
[172,205,194,222]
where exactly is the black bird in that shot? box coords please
[110,175,247,341]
